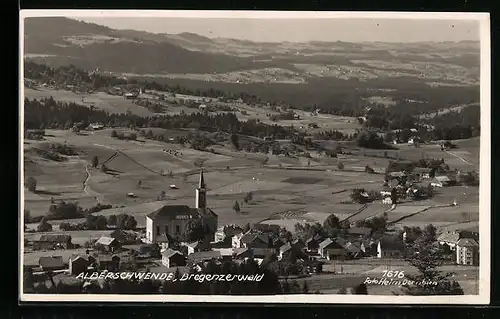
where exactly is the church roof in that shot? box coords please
[199,169,206,188]
[147,205,217,219]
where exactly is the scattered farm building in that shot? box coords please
[32,234,73,251]
[161,249,186,268]
[95,236,121,253]
[39,256,65,272]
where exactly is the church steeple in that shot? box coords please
[195,169,206,209]
[199,168,206,189]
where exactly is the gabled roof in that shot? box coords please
[344,242,361,254]
[437,232,460,244]
[413,167,432,173]
[96,236,116,246]
[34,234,72,242]
[457,238,479,247]
[69,255,92,263]
[161,248,184,258]
[188,251,222,263]
[280,242,292,254]
[39,256,64,268]
[435,175,451,182]
[241,233,270,245]
[147,205,200,219]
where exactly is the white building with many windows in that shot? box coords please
[456,238,479,266]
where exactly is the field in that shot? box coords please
[23,126,480,234]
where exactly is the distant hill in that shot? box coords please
[23,17,294,74]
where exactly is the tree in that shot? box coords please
[26,177,37,192]
[107,214,117,226]
[244,191,253,204]
[137,180,142,189]
[353,283,368,294]
[158,190,166,200]
[323,214,340,237]
[233,201,241,213]
[111,130,117,138]
[37,217,52,232]
[101,164,108,173]
[91,156,99,168]
[402,226,464,296]
[365,165,375,174]
[337,162,344,170]
[302,281,309,293]
[230,133,240,150]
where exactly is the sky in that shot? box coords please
[78,17,480,43]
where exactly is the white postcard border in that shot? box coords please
[18,10,491,305]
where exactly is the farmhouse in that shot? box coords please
[278,243,293,260]
[184,241,204,255]
[431,175,452,188]
[69,255,93,275]
[305,234,324,253]
[32,234,73,251]
[456,238,479,266]
[360,240,378,257]
[413,168,432,180]
[188,251,222,264]
[239,233,272,249]
[318,238,348,261]
[109,229,138,244]
[95,236,121,253]
[376,237,405,259]
[146,170,218,244]
[437,231,461,251]
[161,249,186,268]
[39,256,65,271]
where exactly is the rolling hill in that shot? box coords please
[23,17,297,74]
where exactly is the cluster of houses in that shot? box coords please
[437,227,480,266]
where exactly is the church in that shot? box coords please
[145,170,218,249]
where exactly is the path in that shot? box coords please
[445,150,474,166]
[77,155,100,205]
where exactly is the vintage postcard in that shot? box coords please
[19,10,490,304]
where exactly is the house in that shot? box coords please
[251,248,276,261]
[136,243,161,258]
[456,238,479,266]
[98,255,120,271]
[238,233,271,249]
[347,227,372,238]
[32,234,73,251]
[184,241,204,255]
[109,229,138,244]
[68,255,93,275]
[437,231,461,251]
[95,236,121,253]
[161,249,186,268]
[39,256,65,271]
[388,172,405,179]
[145,170,218,244]
[187,251,222,264]
[303,260,324,274]
[431,175,452,188]
[278,243,293,260]
[305,234,323,253]
[318,238,348,260]
[413,168,432,180]
[212,248,235,261]
[215,225,243,243]
[343,241,362,259]
[377,237,405,259]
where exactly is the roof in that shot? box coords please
[39,256,64,268]
[435,176,451,182]
[70,255,93,263]
[280,242,292,254]
[344,242,361,254]
[457,238,479,247]
[389,172,405,177]
[233,248,250,257]
[347,227,372,236]
[241,233,270,245]
[188,251,222,263]
[34,234,72,243]
[198,169,206,188]
[251,248,276,258]
[161,249,184,258]
[147,205,217,219]
[437,232,460,244]
[96,236,116,246]
[212,248,234,257]
[99,255,120,262]
[186,241,200,249]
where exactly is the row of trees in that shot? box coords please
[59,213,138,231]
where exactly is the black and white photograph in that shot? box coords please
[19,10,490,304]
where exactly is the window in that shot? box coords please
[156,226,160,236]
[176,225,180,234]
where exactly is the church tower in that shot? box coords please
[195,169,207,209]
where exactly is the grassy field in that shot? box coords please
[24,88,155,117]
[23,128,481,237]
